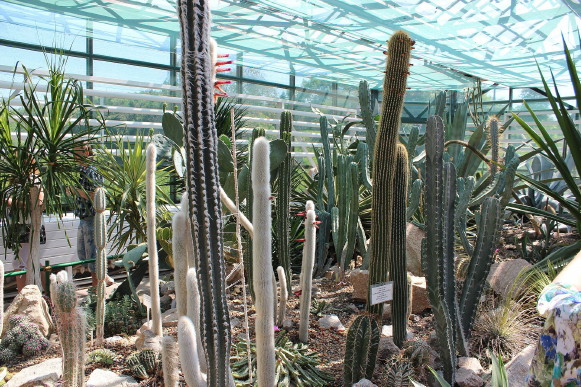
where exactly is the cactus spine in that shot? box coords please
[51,274,86,387]
[94,187,107,346]
[276,266,288,327]
[276,111,293,290]
[177,0,232,383]
[162,336,179,387]
[391,144,410,348]
[343,315,380,386]
[367,30,414,316]
[299,207,317,343]
[252,137,276,387]
[146,143,163,336]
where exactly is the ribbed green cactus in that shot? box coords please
[299,207,317,343]
[94,187,107,346]
[359,80,377,164]
[391,144,410,348]
[252,137,276,386]
[338,160,359,271]
[314,209,331,277]
[51,274,86,387]
[177,0,232,384]
[367,30,414,316]
[406,179,422,221]
[456,177,476,256]
[320,116,335,211]
[276,111,293,291]
[356,142,373,191]
[343,315,379,386]
[488,116,500,178]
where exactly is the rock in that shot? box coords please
[456,367,484,387]
[135,327,162,351]
[347,303,359,313]
[6,357,61,387]
[406,223,425,276]
[377,336,400,359]
[318,314,345,331]
[458,357,484,375]
[324,265,341,280]
[380,324,414,340]
[352,378,377,387]
[504,344,535,386]
[312,286,320,297]
[348,269,369,302]
[410,275,430,313]
[231,317,241,328]
[161,308,178,327]
[160,295,173,312]
[457,357,485,387]
[3,285,54,337]
[104,336,127,346]
[160,281,175,296]
[486,259,532,298]
[282,319,293,329]
[87,369,139,387]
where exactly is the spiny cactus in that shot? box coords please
[276,111,293,290]
[126,349,161,379]
[0,260,3,335]
[276,266,288,327]
[185,267,206,374]
[356,142,373,191]
[177,0,232,383]
[0,315,48,362]
[367,30,414,316]
[51,274,86,387]
[94,187,107,346]
[178,316,207,386]
[343,315,380,386]
[488,116,500,178]
[252,137,276,386]
[172,197,189,317]
[87,348,116,366]
[384,356,414,387]
[145,143,162,336]
[359,80,377,164]
[299,207,317,343]
[320,116,335,211]
[402,339,431,368]
[391,144,410,348]
[162,336,179,387]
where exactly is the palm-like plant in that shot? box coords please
[0,57,102,288]
[97,133,172,254]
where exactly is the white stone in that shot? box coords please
[6,357,62,387]
[406,223,425,276]
[486,259,532,298]
[352,378,377,387]
[458,357,484,375]
[104,336,127,346]
[87,369,139,387]
[348,269,369,302]
[231,317,241,328]
[282,319,294,329]
[456,367,485,387]
[504,344,536,387]
[381,325,393,337]
[3,285,54,337]
[318,314,345,331]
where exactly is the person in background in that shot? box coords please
[529,250,581,386]
[68,143,113,287]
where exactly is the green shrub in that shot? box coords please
[87,349,117,366]
[104,296,145,337]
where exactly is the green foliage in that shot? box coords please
[87,348,117,366]
[0,315,48,362]
[231,333,333,386]
[104,295,145,337]
[509,38,581,233]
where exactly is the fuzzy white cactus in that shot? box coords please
[276,266,287,327]
[299,207,317,343]
[172,207,189,317]
[186,268,206,373]
[178,316,207,387]
[162,335,180,387]
[252,137,275,387]
[146,143,162,336]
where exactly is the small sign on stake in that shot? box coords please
[370,282,393,305]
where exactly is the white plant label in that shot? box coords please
[370,282,393,305]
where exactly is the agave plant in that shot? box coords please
[0,56,103,287]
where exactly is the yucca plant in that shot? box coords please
[510,37,581,236]
[0,56,103,288]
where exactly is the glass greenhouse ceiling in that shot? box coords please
[1,0,580,90]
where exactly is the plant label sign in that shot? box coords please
[370,282,393,305]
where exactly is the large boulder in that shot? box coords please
[6,357,62,387]
[456,357,485,387]
[410,275,430,313]
[3,285,54,337]
[318,314,345,331]
[504,344,536,386]
[348,269,369,302]
[406,223,425,276]
[87,369,139,387]
[486,259,532,298]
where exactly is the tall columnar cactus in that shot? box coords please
[177,0,232,384]
[422,115,457,384]
[276,111,293,291]
[276,266,288,327]
[320,116,335,211]
[186,267,206,373]
[488,116,500,178]
[252,137,276,387]
[172,198,189,317]
[146,143,163,337]
[391,144,410,348]
[178,316,207,387]
[94,187,107,346]
[343,315,380,387]
[359,80,377,164]
[367,30,414,316]
[299,208,317,343]
[51,274,86,387]
[0,260,4,335]
[355,142,373,191]
[162,335,179,387]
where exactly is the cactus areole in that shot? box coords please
[177,0,232,385]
